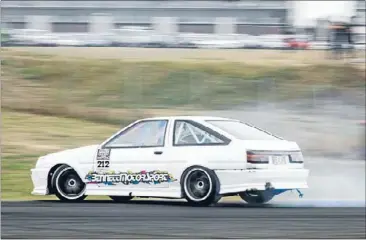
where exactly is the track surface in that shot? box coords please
[2,200,366,239]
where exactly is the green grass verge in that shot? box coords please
[3,49,365,125]
[1,110,119,200]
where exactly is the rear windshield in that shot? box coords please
[207,120,281,141]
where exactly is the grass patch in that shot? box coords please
[5,47,365,65]
[2,48,365,125]
[1,110,119,200]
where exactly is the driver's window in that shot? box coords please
[104,120,168,148]
[173,120,224,146]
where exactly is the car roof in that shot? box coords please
[139,116,239,122]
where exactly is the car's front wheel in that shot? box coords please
[239,190,274,204]
[52,165,87,202]
[182,166,221,207]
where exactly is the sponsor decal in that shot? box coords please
[85,170,177,185]
[96,149,110,168]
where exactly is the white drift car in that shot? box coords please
[31,116,309,206]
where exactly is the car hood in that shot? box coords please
[42,144,100,163]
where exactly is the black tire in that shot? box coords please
[109,196,134,203]
[181,166,221,207]
[52,165,87,202]
[239,190,274,204]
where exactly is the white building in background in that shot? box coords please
[2,0,290,35]
[315,18,331,42]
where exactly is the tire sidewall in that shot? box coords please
[239,190,274,204]
[52,165,86,202]
[181,166,220,206]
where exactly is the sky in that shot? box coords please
[292,1,357,27]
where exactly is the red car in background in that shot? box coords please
[285,36,310,50]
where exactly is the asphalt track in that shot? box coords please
[2,200,366,239]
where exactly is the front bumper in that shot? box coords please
[215,168,309,195]
[31,168,49,195]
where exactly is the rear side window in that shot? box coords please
[207,120,281,141]
[173,120,230,146]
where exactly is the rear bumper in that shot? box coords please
[31,168,49,195]
[215,168,309,195]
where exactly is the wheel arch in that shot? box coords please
[179,165,221,198]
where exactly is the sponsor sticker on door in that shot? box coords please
[85,170,177,186]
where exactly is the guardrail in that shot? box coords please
[5,30,363,51]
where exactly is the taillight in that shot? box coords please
[289,152,304,163]
[246,151,269,164]
[246,150,304,164]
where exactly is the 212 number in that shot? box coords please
[97,160,110,168]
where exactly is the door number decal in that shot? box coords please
[97,160,109,168]
[96,149,110,168]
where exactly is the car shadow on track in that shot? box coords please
[34,199,284,208]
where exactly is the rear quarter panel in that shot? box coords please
[164,142,247,188]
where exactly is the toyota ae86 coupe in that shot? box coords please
[31,116,309,206]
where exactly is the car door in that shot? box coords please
[86,119,175,193]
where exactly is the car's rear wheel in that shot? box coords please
[52,165,87,202]
[239,190,274,204]
[182,166,221,207]
[109,196,134,203]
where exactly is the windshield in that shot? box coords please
[206,120,281,141]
